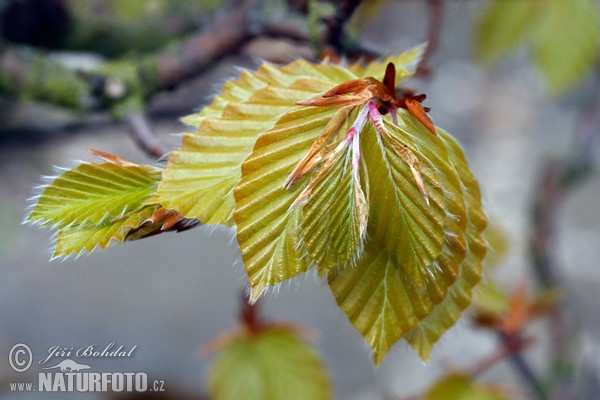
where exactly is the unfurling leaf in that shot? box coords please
[206,327,331,400]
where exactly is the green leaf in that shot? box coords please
[234,105,339,299]
[475,0,537,65]
[476,0,600,94]
[366,117,451,285]
[300,128,367,275]
[422,373,508,400]
[27,161,161,227]
[326,118,484,364]
[404,129,487,361]
[533,0,600,94]
[24,154,195,258]
[52,206,158,259]
[154,60,355,226]
[207,328,331,400]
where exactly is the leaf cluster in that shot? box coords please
[27,47,488,364]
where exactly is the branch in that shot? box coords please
[494,334,547,400]
[0,4,312,114]
[528,70,600,398]
[124,111,172,160]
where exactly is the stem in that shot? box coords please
[469,335,532,378]
[240,290,263,334]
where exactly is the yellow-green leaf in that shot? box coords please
[533,0,600,93]
[404,129,487,361]
[234,105,339,300]
[327,120,483,364]
[422,373,509,400]
[24,155,193,258]
[475,0,600,94]
[155,60,355,226]
[475,0,537,65]
[27,161,161,227]
[301,132,367,275]
[53,206,158,259]
[207,328,331,400]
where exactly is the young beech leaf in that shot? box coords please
[153,60,357,226]
[26,154,197,259]
[27,160,161,227]
[53,206,197,259]
[404,129,487,361]
[207,328,331,400]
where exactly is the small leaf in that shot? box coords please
[301,135,368,274]
[472,283,561,336]
[27,160,161,227]
[27,153,197,258]
[475,0,537,65]
[206,328,331,400]
[422,373,509,400]
[533,0,600,93]
[53,206,157,259]
[476,0,600,94]
[52,206,197,259]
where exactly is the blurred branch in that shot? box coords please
[125,111,171,160]
[529,71,600,399]
[495,334,547,400]
[323,0,364,54]
[0,3,311,116]
[469,334,533,378]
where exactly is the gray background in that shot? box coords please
[1,1,599,399]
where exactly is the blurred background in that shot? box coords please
[0,0,599,399]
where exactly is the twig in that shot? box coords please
[416,0,444,77]
[125,111,172,160]
[395,336,536,400]
[495,334,547,400]
[469,335,533,379]
[0,4,314,113]
[151,7,252,88]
